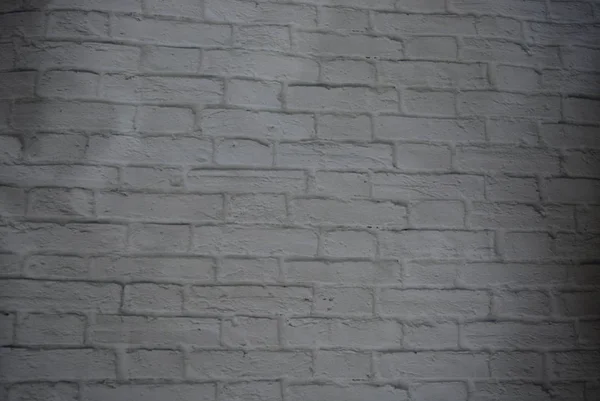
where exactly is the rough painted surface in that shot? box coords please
[0,0,599,400]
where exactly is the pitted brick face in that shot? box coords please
[0,0,599,399]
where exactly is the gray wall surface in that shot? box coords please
[1,0,600,399]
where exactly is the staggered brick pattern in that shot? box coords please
[1,0,600,399]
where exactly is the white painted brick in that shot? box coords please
[319,7,369,32]
[201,109,314,140]
[285,260,402,284]
[374,13,476,35]
[136,106,194,133]
[487,118,538,145]
[541,69,600,96]
[219,257,280,282]
[187,285,312,314]
[403,260,459,286]
[83,385,215,401]
[450,0,547,18]
[287,85,398,112]
[565,97,600,122]
[315,286,372,314]
[0,165,119,188]
[375,116,485,142]
[125,349,182,379]
[379,289,490,317]
[403,90,456,116]
[294,32,403,58]
[0,186,26,216]
[188,350,312,379]
[222,382,281,401]
[556,291,600,316]
[316,114,371,141]
[287,384,408,401]
[461,38,560,67]
[112,16,230,46]
[205,0,317,25]
[503,232,554,260]
[25,255,86,278]
[228,194,286,223]
[187,169,306,193]
[47,11,108,37]
[323,230,376,257]
[29,188,94,217]
[226,79,281,107]
[405,36,457,60]
[91,255,214,281]
[314,350,371,378]
[235,25,290,51]
[128,224,190,252]
[26,133,86,162]
[458,92,561,118]
[215,139,273,166]
[138,76,222,104]
[124,283,183,313]
[278,142,393,169]
[377,351,489,378]
[0,313,13,345]
[98,73,140,101]
[17,313,85,345]
[579,321,600,345]
[577,205,600,232]
[396,143,452,170]
[8,383,78,401]
[527,22,600,46]
[38,70,99,98]
[458,262,566,286]
[552,351,600,379]
[485,176,539,202]
[403,322,459,349]
[145,0,203,17]
[463,322,576,348]
[0,44,13,70]
[475,16,522,39]
[373,173,485,200]
[562,46,600,71]
[0,136,22,163]
[413,383,468,401]
[322,60,376,84]
[472,383,552,401]
[0,12,45,40]
[223,317,279,346]
[314,171,370,197]
[194,226,317,256]
[0,71,35,100]
[141,46,200,73]
[381,61,488,89]
[48,0,142,12]
[380,230,493,259]
[470,203,574,230]
[411,200,466,228]
[490,352,543,378]
[545,178,600,203]
[497,65,541,91]
[496,291,550,316]
[0,349,116,381]
[122,166,184,190]
[90,315,220,346]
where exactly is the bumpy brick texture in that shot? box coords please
[0,0,599,400]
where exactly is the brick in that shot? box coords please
[314,171,370,197]
[222,382,281,401]
[323,230,376,257]
[497,65,541,91]
[125,349,182,379]
[552,351,600,379]
[487,118,538,145]
[223,317,278,346]
[316,114,371,141]
[485,176,539,202]
[47,11,109,37]
[201,109,314,140]
[405,36,457,60]
[450,0,547,17]
[0,280,119,312]
[0,313,13,345]
[564,97,600,122]
[461,38,560,67]
[17,313,85,345]
[219,257,280,282]
[402,90,456,116]
[0,186,25,216]
[314,351,371,378]
[287,85,397,112]
[25,255,87,278]
[16,42,141,71]
[292,197,406,227]
[294,32,403,58]
[141,46,200,73]
[228,194,285,223]
[278,142,393,169]
[8,383,78,401]
[99,73,140,101]
[373,173,485,200]
[315,286,372,314]
[562,46,600,71]
[0,136,22,163]
[285,318,402,347]
[541,69,600,96]
[0,223,125,253]
[124,283,183,313]
[235,25,290,51]
[0,165,118,188]
[26,133,86,162]
[0,44,13,70]
[458,262,566,286]
[91,256,214,281]
[189,350,312,379]
[380,230,493,259]
[136,106,194,133]
[569,264,600,285]
[472,383,553,401]
[496,291,550,316]
[579,320,600,345]
[194,226,317,256]
[0,12,45,40]
[545,178,600,203]
[90,315,220,346]
[205,0,317,25]
[188,169,306,193]
[48,0,142,12]
[226,79,281,107]
[29,188,93,217]
[202,50,319,81]
[527,22,600,46]
[215,139,273,166]
[285,260,401,284]
[122,167,184,190]
[411,200,465,228]
[374,13,476,35]
[490,352,543,378]
[463,322,576,348]
[138,76,222,104]
[112,16,230,46]
[503,232,554,260]
[145,0,203,17]
[557,291,600,316]
[469,203,574,230]
[128,224,190,252]
[403,322,459,349]
[403,260,459,286]
[83,385,215,401]
[380,61,488,89]
[0,348,116,381]
[578,205,600,232]
[287,384,408,401]
[377,351,489,378]
[187,285,312,314]
[413,383,467,401]
[458,92,561,118]
[322,59,376,84]
[379,289,489,317]
[375,116,485,142]
[0,71,36,99]
[475,16,522,39]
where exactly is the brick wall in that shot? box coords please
[1,0,600,400]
